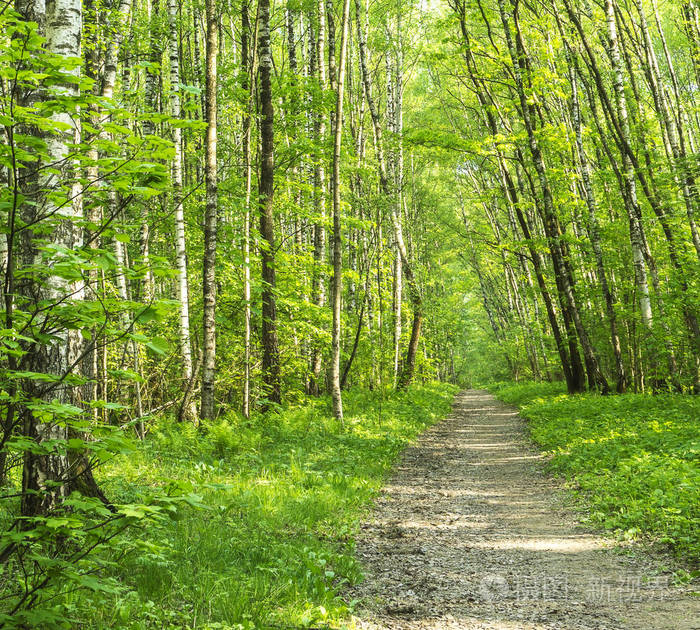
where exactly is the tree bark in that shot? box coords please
[140,0,161,303]
[308,0,328,396]
[258,0,282,408]
[241,0,255,417]
[169,0,196,421]
[329,0,352,421]
[200,0,218,421]
[16,0,86,516]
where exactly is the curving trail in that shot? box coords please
[349,390,700,630]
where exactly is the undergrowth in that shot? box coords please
[70,383,456,629]
[490,381,700,565]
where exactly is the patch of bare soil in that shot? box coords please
[347,390,700,630]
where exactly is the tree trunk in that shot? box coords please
[140,0,160,303]
[258,0,282,408]
[169,0,196,421]
[605,0,654,330]
[200,0,218,422]
[308,0,328,396]
[16,0,86,517]
[241,0,254,418]
[329,0,352,421]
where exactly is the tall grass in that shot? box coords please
[70,383,456,629]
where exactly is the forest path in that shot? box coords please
[348,389,699,630]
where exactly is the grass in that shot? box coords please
[72,382,457,629]
[490,381,700,564]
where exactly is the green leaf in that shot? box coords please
[145,337,170,356]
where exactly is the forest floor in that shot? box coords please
[347,390,700,630]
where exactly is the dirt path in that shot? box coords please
[348,390,699,630]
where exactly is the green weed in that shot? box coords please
[70,383,456,629]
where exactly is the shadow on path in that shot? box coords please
[348,390,700,630]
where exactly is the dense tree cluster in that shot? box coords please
[432,0,700,393]
[0,0,465,617]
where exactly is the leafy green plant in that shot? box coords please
[0,10,204,627]
[65,383,457,628]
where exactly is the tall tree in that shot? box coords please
[15,0,85,516]
[169,0,196,421]
[259,0,282,407]
[329,0,353,421]
[308,0,328,396]
[241,0,254,418]
[201,0,219,421]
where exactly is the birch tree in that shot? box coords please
[15,0,86,515]
[201,0,218,421]
[329,0,353,421]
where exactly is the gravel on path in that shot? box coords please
[348,389,700,630]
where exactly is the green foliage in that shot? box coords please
[0,10,202,627]
[65,383,457,629]
[492,382,700,560]
[490,381,567,406]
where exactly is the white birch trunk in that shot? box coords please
[330,0,352,421]
[605,0,654,330]
[18,0,85,516]
[168,0,195,421]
